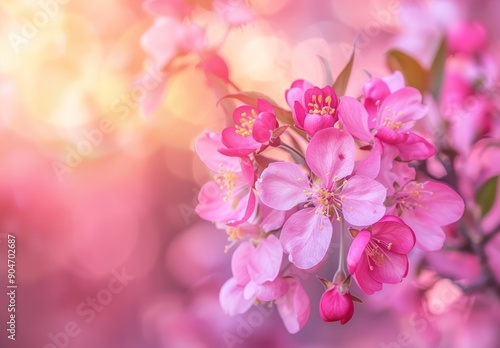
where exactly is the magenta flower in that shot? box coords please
[285,80,339,137]
[387,181,465,251]
[195,132,256,225]
[256,128,386,269]
[447,21,487,55]
[347,216,416,295]
[362,70,405,119]
[319,285,354,324]
[338,87,435,161]
[219,99,281,157]
[220,234,286,315]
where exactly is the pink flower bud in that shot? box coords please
[319,286,354,324]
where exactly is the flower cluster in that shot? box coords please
[194,68,464,331]
[138,0,254,115]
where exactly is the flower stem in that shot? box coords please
[336,218,346,276]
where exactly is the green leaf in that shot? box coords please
[429,39,447,100]
[317,55,333,86]
[333,45,355,96]
[386,49,428,94]
[475,176,499,217]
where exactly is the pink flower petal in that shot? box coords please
[382,70,405,92]
[363,77,391,102]
[177,23,206,52]
[140,18,179,67]
[341,176,386,226]
[406,181,465,226]
[256,162,310,211]
[253,112,278,143]
[260,204,286,232]
[347,230,371,274]
[231,241,253,286]
[218,146,257,157]
[280,209,332,269]
[257,98,275,113]
[195,131,240,172]
[232,105,257,125]
[352,255,383,295]
[220,277,254,316]
[375,127,409,144]
[402,215,446,251]
[198,51,230,84]
[243,281,257,300]
[276,278,310,334]
[293,101,307,128]
[303,113,336,137]
[228,188,256,226]
[248,235,283,284]
[240,156,256,186]
[286,80,313,109]
[196,181,243,222]
[221,127,260,153]
[378,87,428,131]
[353,140,382,179]
[395,132,436,161]
[306,128,355,188]
[370,250,409,284]
[255,277,289,301]
[338,96,373,142]
[371,216,415,254]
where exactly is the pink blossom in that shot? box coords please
[363,71,405,118]
[275,278,310,333]
[256,128,386,269]
[139,18,206,115]
[386,181,464,251]
[375,142,416,197]
[219,99,281,157]
[447,21,487,55]
[197,51,231,85]
[141,17,207,69]
[285,80,338,137]
[221,199,287,242]
[318,277,354,324]
[347,216,416,295]
[213,0,255,27]
[220,234,286,315]
[195,132,256,225]
[338,92,435,161]
[439,55,495,155]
